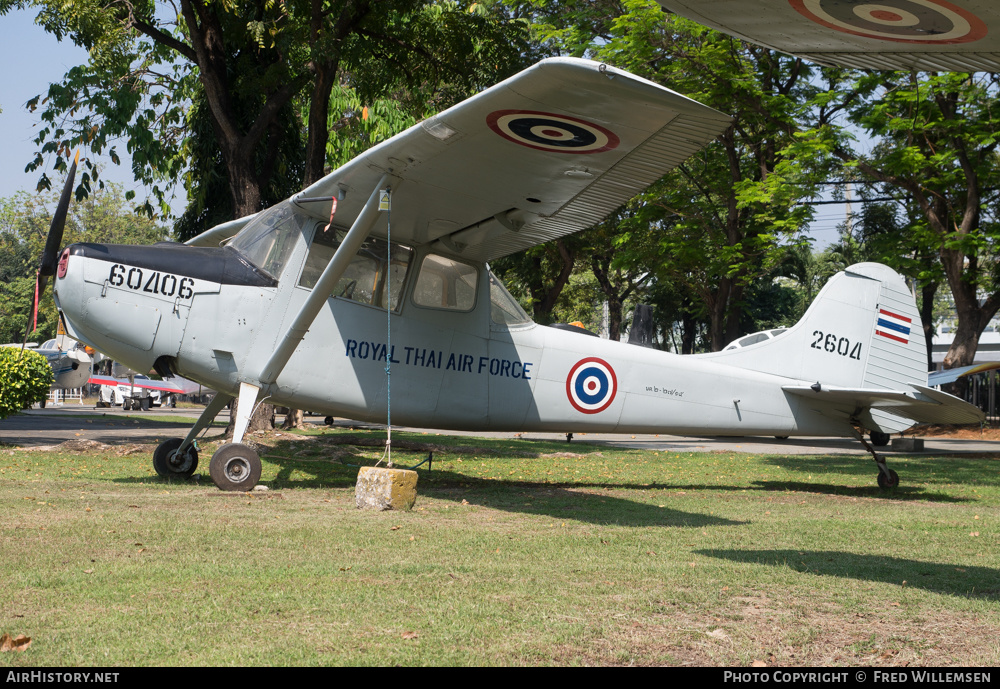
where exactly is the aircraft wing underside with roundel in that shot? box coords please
[657,0,1000,72]
[190,58,732,262]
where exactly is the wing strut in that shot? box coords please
[228,175,391,446]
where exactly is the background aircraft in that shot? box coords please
[3,336,95,405]
[656,0,1000,71]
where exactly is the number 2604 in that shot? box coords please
[811,331,862,360]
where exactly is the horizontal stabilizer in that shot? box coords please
[783,383,985,427]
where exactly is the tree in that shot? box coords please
[0,347,53,419]
[806,70,1000,373]
[504,2,826,350]
[492,238,581,325]
[10,0,530,217]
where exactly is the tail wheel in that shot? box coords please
[877,468,899,490]
[210,443,262,492]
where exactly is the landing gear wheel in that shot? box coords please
[324,416,334,426]
[210,443,262,492]
[153,438,199,479]
[870,431,891,447]
[774,436,789,440]
[877,468,899,490]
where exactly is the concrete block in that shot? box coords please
[891,437,924,452]
[355,466,418,511]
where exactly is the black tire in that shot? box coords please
[877,468,899,490]
[774,436,789,440]
[140,397,150,411]
[870,431,891,447]
[209,443,262,492]
[324,416,334,426]
[153,438,199,478]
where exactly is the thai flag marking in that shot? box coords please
[875,308,911,344]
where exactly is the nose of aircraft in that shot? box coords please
[53,241,276,376]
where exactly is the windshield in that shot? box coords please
[228,202,307,280]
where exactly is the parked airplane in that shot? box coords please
[3,338,94,404]
[656,0,1000,72]
[38,58,982,492]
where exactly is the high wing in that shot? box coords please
[783,382,985,426]
[197,57,729,262]
[657,0,1000,72]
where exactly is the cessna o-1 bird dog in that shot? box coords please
[38,58,982,492]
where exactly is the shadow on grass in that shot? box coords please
[697,549,1000,600]
[760,453,1000,488]
[182,436,745,528]
[116,433,977,506]
[657,480,970,503]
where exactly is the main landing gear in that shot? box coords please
[153,438,199,479]
[208,443,262,491]
[151,391,263,491]
[853,424,899,490]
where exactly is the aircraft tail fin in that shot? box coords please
[702,263,982,431]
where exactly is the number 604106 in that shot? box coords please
[811,330,862,360]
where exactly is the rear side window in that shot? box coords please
[412,254,478,311]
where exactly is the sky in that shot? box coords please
[0,7,846,247]
[0,7,186,214]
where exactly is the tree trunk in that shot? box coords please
[225,397,275,440]
[282,408,305,430]
[919,281,937,374]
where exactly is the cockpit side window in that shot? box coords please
[228,202,307,281]
[412,254,478,311]
[298,224,413,311]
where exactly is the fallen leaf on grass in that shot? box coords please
[0,634,31,652]
[402,631,418,640]
[751,660,767,667]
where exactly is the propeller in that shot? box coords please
[22,150,80,346]
[37,149,80,292]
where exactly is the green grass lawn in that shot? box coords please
[1,428,997,666]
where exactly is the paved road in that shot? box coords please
[3,404,999,456]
